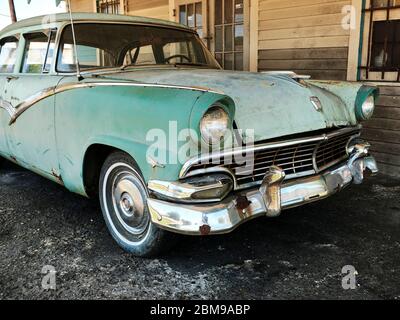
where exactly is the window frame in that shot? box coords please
[55,21,218,74]
[359,0,400,82]
[0,35,20,74]
[213,0,246,71]
[96,0,121,14]
[20,28,58,75]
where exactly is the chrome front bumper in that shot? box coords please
[147,155,378,236]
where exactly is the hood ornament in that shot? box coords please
[310,97,323,112]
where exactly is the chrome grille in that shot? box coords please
[315,132,355,171]
[229,141,317,186]
[182,128,360,190]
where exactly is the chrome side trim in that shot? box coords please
[9,82,224,125]
[9,87,57,124]
[0,97,15,117]
[179,127,361,180]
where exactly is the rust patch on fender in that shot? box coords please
[199,225,211,236]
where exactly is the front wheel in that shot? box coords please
[99,151,173,257]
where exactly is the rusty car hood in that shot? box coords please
[94,68,361,142]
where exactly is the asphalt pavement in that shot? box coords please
[0,161,399,300]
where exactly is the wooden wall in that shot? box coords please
[69,0,96,12]
[126,0,169,21]
[362,86,400,177]
[257,0,351,80]
[69,0,169,20]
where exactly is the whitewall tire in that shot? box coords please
[99,152,173,257]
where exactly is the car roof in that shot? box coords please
[0,12,192,37]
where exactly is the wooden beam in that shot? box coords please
[169,0,176,22]
[249,0,258,72]
[347,0,363,81]
[8,0,17,23]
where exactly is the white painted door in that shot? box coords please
[212,0,249,71]
[176,0,211,47]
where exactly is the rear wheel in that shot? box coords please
[99,151,173,257]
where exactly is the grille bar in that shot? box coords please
[181,128,361,190]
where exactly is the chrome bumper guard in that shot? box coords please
[148,152,378,236]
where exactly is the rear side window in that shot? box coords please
[0,36,19,73]
[21,30,56,74]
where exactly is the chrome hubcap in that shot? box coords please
[120,193,135,217]
[111,172,149,236]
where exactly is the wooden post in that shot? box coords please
[249,0,258,72]
[8,0,17,23]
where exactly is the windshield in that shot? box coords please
[57,23,220,72]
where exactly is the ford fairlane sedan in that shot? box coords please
[0,13,378,256]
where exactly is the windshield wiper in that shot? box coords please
[173,62,210,67]
[120,63,134,71]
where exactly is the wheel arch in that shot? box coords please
[81,137,148,198]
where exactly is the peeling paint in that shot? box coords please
[51,169,64,185]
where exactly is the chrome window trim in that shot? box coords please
[179,126,362,190]
[0,34,21,74]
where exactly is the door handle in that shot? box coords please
[6,76,19,82]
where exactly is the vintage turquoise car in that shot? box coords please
[0,13,379,256]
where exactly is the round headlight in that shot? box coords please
[200,106,230,145]
[360,95,375,120]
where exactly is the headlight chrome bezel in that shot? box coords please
[355,86,378,121]
[200,104,231,145]
[360,95,375,120]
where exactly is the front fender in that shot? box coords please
[305,80,378,124]
[54,82,230,194]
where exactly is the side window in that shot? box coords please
[22,30,57,74]
[59,43,114,71]
[0,36,19,73]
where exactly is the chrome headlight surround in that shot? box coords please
[200,104,231,145]
[355,86,378,121]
